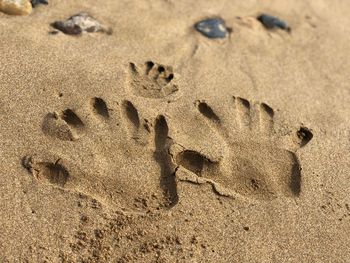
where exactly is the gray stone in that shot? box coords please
[30,0,48,8]
[51,12,105,35]
[195,18,228,39]
[257,14,291,32]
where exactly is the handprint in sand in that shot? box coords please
[23,97,177,211]
[169,96,312,200]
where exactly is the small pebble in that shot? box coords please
[51,12,105,35]
[257,14,291,32]
[48,30,59,35]
[0,0,32,15]
[195,18,228,39]
[30,0,47,8]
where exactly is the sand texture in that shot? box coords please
[0,0,350,262]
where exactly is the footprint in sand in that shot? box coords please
[127,61,178,99]
[170,96,312,201]
[24,97,178,210]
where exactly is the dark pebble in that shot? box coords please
[257,14,291,32]
[51,22,82,35]
[48,30,59,35]
[195,18,228,39]
[30,0,48,8]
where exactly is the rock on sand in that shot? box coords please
[0,0,32,15]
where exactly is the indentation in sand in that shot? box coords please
[30,97,179,211]
[42,109,85,141]
[22,156,69,187]
[91,97,110,119]
[154,115,178,207]
[127,61,178,99]
[172,96,311,200]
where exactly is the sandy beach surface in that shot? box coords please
[1,0,349,262]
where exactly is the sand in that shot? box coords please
[0,0,350,262]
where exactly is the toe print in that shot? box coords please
[172,96,312,201]
[127,61,178,99]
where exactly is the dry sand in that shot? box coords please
[0,0,350,262]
